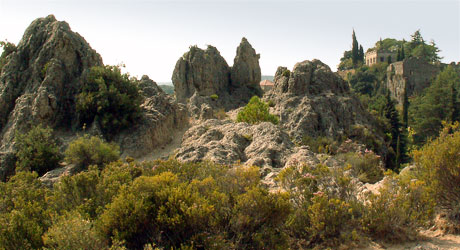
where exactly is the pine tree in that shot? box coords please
[352,30,359,66]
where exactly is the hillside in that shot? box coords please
[0,15,459,250]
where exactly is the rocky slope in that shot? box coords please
[265,60,386,153]
[172,38,262,119]
[0,15,186,180]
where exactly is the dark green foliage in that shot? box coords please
[407,30,441,63]
[410,66,460,145]
[384,92,406,170]
[402,88,409,128]
[15,125,62,176]
[358,45,364,62]
[76,65,143,137]
[237,96,278,125]
[301,135,339,154]
[64,135,120,170]
[338,50,353,70]
[0,40,16,72]
[352,30,359,65]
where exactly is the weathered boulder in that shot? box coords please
[231,37,262,88]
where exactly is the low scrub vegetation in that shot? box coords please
[1,124,458,249]
[237,96,278,125]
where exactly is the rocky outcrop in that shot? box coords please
[172,45,231,103]
[115,76,187,158]
[0,15,102,180]
[386,57,440,105]
[231,37,261,88]
[172,38,262,119]
[265,60,385,153]
[0,16,188,180]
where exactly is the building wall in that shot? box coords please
[365,50,397,66]
[386,57,440,105]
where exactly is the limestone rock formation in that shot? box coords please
[172,45,231,103]
[231,37,262,88]
[172,38,262,119]
[115,76,187,158]
[0,16,188,180]
[266,60,385,153]
[0,15,102,180]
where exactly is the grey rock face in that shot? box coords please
[266,60,385,153]
[115,76,188,158]
[172,45,231,104]
[172,38,263,119]
[231,37,262,88]
[0,15,103,180]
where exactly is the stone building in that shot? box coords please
[260,79,274,92]
[386,57,440,105]
[365,49,397,66]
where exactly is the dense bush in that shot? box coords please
[338,150,384,184]
[15,124,62,176]
[76,65,143,137]
[413,122,460,211]
[0,172,50,249]
[64,135,120,170]
[0,40,16,72]
[236,96,278,125]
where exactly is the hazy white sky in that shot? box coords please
[1,0,459,83]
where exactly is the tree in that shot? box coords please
[358,45,364,63]
[352,30,359,65]
[410,66,460,145]
[15,124,62,176]
[402,88,409,128]
[0,40,16,72]
[76,65,143,137]
[384,92,405,170]
[387,55,392,64]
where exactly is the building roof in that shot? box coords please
[260,79,274,86]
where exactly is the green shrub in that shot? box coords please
[337,150,384,184]
[413,122,460,212]
[361,173,434,242]
[15,124,62,176]
[0,172,50,249]
[0,40,16,72]
[64,135,120,170]
[43,211,106,250]
[236,96,278,125]
[76,65,143,137]
[282,69,290,77]
[210,94,219,100]
[230,187,291,249]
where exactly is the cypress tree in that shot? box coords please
[359,45,364,63]
[352,30,359,65]
[384,92,403,170]
[397,48,401,61]
[387,55,392,64]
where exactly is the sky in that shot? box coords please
[0,0,459,83]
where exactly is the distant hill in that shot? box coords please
[261,75,274,81]
[159,84,174,95]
